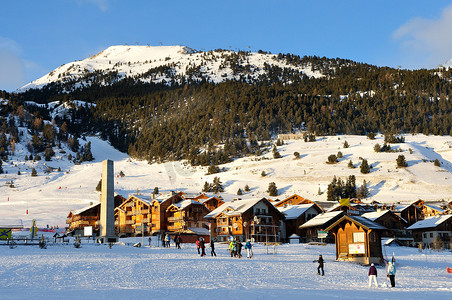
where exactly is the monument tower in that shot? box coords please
[99,159,117,243]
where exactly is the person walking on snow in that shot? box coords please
[229,240,235,257]
[210,238,217,257]
[199,238,206,257]
[236,240,243,258]
[387,261,396,287]
[314,255,325,276]
[368,263,378,287]
[196,238,201,254]
[165,233,170,247]
[244,240,253,258]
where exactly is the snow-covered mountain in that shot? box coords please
[17,45,324,92]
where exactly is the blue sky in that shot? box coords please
[2,0,452,92]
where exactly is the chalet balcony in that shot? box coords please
[167,225,183,232]
[125,220,135,225]
[167,216,183,222]
[141,218,150,223]
[140,209,150,214]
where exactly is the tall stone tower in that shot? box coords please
[99,159,117,242]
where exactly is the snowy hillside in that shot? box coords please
[0,131,451,229]
[16,45,324,92]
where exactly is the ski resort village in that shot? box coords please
[3,2,452,296]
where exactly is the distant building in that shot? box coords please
[66,194,125,233]
[299,211,345,243]
[407,215,452,248]
[278,203,323,241]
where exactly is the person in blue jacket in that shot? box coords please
[387,261,396,287]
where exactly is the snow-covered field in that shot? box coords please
[0,240,451,299]
[0,134,451,228]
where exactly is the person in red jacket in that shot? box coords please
[368,263,378,287]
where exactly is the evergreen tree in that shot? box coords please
[119,170,125,177]
[261,171,266,177]
[202,181,210,193]
[153,186,159,195]
[434,159,441,167]
[327,154,338,164]
[31,168,38,177]
[360,159,370,174]
[343,140,349,148]
[294,152,300,159]
[396,155,407,167]
[211,176,224,193]
[267,182,278,196]
[244,184,250,192]
[0,160,3,174]
[348,160,355,168]
[237,188,243,195]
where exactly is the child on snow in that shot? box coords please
[244,240,253,258]
[313,255,324,276]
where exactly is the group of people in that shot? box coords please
[313,254,397,288]
[195,237,207,256]
[161,233,171,247]
[368,261,397,288]
[228,239,253,258]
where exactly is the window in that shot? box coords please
[423,233,426,238]
[430,233,433,238]
[353,232,365,243]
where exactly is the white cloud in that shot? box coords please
[393,5,452,68]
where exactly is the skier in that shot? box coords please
[387,261,396,287]
[236,240,243,258]
[244,240,253,258]
[210,238,217,257]
[196,238,201,254]
[199,237,206,257]
[314,255,325,276]
[368,263,378,287]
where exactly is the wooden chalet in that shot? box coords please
[361,210,408,238]
[150,193,184,235]
[205,198,285,242]
[407,215,452,249]
[299,211,345,243]
[197,196,224,211]
[325,215,387,265]
[165,200,210,233]
[278,203,323,241]
[67,194,125,233]
[389,203,422,226]
[274,194,316,208]
[422,204,445,218]
[115,194,153,237]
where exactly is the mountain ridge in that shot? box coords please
[17,45,325,93]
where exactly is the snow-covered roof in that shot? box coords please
[173,200,202,210]
[278,204,315,220]
[347,216,387,230]
[72,202,100,215]
[131,194,154,205]
[186,227,210,235]
[299,211,344,228]
[361,210,390,221]
[407,215,452,230]
[423,204,445,213]
[204,198,267,219]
